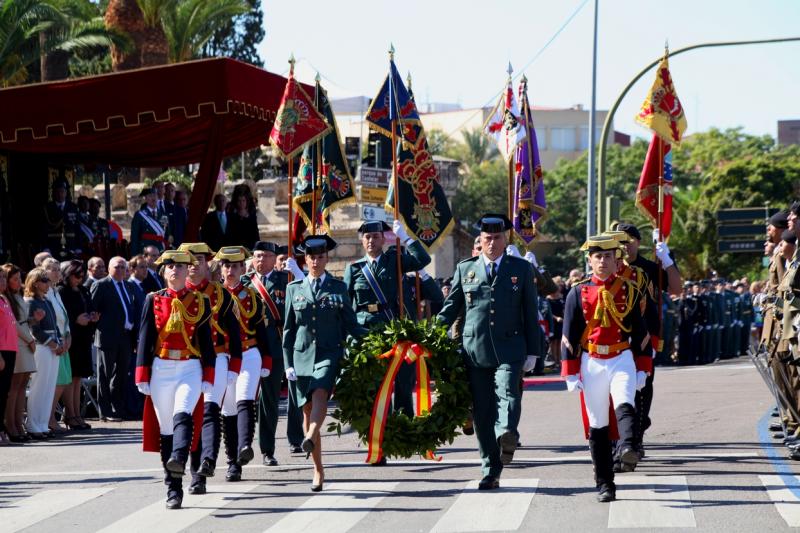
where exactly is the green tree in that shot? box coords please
[444,127,498,169]
[162,0,248,63]
[201,0,263,66]
[0,0,62,85]
[451,158,507,230]
[426,128,454,157]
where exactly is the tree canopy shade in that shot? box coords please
[0,57,309,240]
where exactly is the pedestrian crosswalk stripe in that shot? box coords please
[430,478,539,533]
[760,474,800,527]
[0,487,114,532]
[263,481,398,533]
[96,484,259,533]
[607,475,696,528]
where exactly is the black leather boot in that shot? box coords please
[188,446,206,494]
[161,434,183,509]
[236,400,256,466]
[222,415,241,481]
[198,402,220,477]
[589,426,616,502]
[614,403,639,471]
[166,412,193,476]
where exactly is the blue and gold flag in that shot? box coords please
[367,59,453,251]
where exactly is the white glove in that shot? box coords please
[285,367,298,381]
[636,371,648,391]
[524,251,539,268]
[201,381,213,394]
[565,375,583,392]
[505,244,522,258]
[284,257,305,280]
[393,219,411,244]
[227,371,238,384]
[137,382,151,396]
[652,229,674,268]
[417,270,431,281]
[260,368,271,378]
[523,355,538,372]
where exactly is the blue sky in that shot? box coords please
[258,0,800,140]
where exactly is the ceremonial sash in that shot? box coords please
[360,262,394,321]
[250,273,281,323]
[78,221,94,242]
[139,209,165,237]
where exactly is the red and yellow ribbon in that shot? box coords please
[366,340,441,463]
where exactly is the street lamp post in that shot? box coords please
[586,0,599,241]
[595,36,800,232]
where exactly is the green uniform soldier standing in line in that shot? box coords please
[344,219,431,455]
[437,214,541,490]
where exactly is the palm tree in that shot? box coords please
[0,0,62,86]
[460,127,499,168]
[104,0,146,70]
[163,0,248,63]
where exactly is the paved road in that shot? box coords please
[2,358,799,532]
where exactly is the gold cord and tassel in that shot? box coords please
[592,284,634,332]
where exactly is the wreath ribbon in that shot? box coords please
[366,340,441,463]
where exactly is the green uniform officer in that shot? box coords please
[245,241,305,466]
[344,219,431,452]
[437,214,541,490]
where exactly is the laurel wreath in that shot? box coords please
[327,318,472,459]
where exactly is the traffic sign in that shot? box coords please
[361,205,390,223]
[716,207,778,223]
[359,166,391,188]
[716,224,766,238]
[360,186,387,205]
[718,240,763,253]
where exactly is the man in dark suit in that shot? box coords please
[84,257,106,291]
[90,256,140,421]
[200,194,228,252]
[140,245,164,294]
[171,190,189,248]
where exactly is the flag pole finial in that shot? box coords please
[664,39,669,55]
[315,71,321,83]
[507,62,513,79]
[288,53,296,75]
[406,71,412,90]
[389,43,395,60]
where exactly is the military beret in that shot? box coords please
[769,211,789,230]
[791,202,800,217]
[139,187,155,197]
[782,229,797,244]
[477,213,513,233]
[613,222,642,241]
[253,241,280,254]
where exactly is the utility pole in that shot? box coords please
[586,0,599,240]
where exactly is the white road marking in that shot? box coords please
[96,484,259,533]
[660,363,753,372]
[760,474,800,527]
[263,481,397,533]
[0,487,114,532]
[608,475,696,528]
[0,452,759,477]
[430,478,539,533]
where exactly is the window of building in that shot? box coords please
[550,127,576,151]
[578,126,603,150]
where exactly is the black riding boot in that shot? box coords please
[198,402,221,477]
[615,402,639,471]
[589,426,616,502]
[166,412,193,476]
[188,446,206,495]
[236,400,256,465]
[160,434,183,509]
[223,415,241,481]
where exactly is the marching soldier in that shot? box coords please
[283,235,367,491]
[178,243,243,495]
[130,188,170,255]
[245,241,305,465]
[135,250,216,509]
[561,235,651,502]
[437,214,540,490]
[216,247,273,481]
[344,219,431,450]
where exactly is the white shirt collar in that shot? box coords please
[367,254,382,265]
[482,254,503,268]
[308,272,327,286]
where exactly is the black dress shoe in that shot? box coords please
[166,491,183,509]
[498,431,517,465]
[198,458,215,477]
[618,447,639,470]
[188,480,206,495]
[290,444,303,454]
[225,464,242,482]
[478,475,500,490]
[263,454,278,466]
[790,448,800,461]
[597,487,616,502]
[770,422,784,432]
[237,445,254,466]
[462,420,475,436]
[166,457,186,476]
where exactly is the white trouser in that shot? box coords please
[581,350,636,428]
[204,354,230,405]
[150,358,202,435]
[25,344,59,433]
[221,347,260,415]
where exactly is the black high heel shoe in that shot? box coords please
[301,437,314,459]
[311,472,324,492]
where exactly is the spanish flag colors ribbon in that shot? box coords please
[366,341,440,463]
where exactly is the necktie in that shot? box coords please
[313,278,321,298]
[489,261,496,283]
[219,212,227,233]
[117,281,133,327]
[370,259,378,274]
[262,274,269,287]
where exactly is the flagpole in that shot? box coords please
[312,74,322,236]
[389,45,404,319]
[506,62,514,222]
[286,54,296,281]
[407,70,423,320]
[521,75,537,243]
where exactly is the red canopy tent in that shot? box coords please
[0,57,305,243]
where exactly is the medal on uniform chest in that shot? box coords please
[511,276,519,291]
[238,290,247,300]
[466,292,473,305]
[468,271,475,284]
